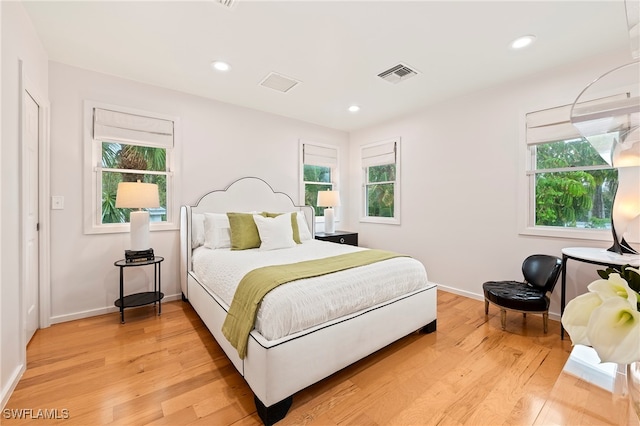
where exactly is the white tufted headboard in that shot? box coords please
[179,177,315,298]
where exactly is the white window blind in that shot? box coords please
[362,140,396,167]
[93,108,174,148]
[303,143,337,167]
[526,94,628,145]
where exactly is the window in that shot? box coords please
[524,98,622,235]
[361,138,400,224]
[300,141,338,217]
[84,102,179,234]
[101,142,168,223]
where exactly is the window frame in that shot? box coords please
[299,140,340,222]
[83,101,181,235]
[518,101,627,243]
[360,138,401,225]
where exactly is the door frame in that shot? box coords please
[20,61,51,337]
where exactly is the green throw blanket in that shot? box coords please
[222,249,407,358]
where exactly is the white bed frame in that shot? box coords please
[180,177,437,425]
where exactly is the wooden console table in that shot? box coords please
[560,247,639,339]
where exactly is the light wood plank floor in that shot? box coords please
[4,291,573,425]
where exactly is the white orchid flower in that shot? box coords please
[588,273,639,309]
[586,296,640,364]
[561,292,603,346]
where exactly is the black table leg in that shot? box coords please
[119,266,125,324]
[560,254,567,339]
[158,262,162,316]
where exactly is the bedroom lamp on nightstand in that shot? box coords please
[116,181,160,251]
[317,190,340,234]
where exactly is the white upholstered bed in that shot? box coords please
[180,177,437,424]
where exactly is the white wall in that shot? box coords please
[348,49,637,318]
[47,61,349,322]
[1,1,49,408]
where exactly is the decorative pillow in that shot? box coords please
[203,213,231,249]
[262,211,301,244]
[296,211,312,241]
[227,212,261,250]
[253,213,296,250]
[191,213,205,248]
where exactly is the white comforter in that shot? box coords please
[192,240,429,341]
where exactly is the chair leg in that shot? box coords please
[522,313,527,319]
[484,299,489,315]
[543,312,548,333]
[500,309,506,330]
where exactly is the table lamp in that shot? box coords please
[115,181,160,251]
[317,190,340,234]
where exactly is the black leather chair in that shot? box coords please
[483,254,562,333]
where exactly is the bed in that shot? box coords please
[180,177,437,424]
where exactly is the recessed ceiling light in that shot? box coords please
[348,105,360,113]
[211,60,231,72]
[510,35,536,50]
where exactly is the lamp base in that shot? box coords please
[608,218,639,255]
[130,210,151,251]
[608,237,639,255]
[324,208,335,234]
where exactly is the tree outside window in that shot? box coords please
[101,142,168,224]
[533,138,617,228]
[365,164,396,217]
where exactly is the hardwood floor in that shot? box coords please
[4,291,573,425]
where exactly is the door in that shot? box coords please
[24,90,39,343]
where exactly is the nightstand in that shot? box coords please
[315,231,358,246]
[114,256,164,323]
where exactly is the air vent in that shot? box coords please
[378,63,418,84]
[215,0,236,9]
[259,72,301,93]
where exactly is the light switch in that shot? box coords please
[51,196,64,210]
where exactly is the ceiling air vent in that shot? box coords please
[259,72,301,93]
[215,0,236,9]
[378,63,418,84]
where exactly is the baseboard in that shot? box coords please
[49,293,183,325]
[1,363,25,410]
[435,283,561,322]
[436,283,484,301]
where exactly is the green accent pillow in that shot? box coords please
[263,212,301,244]
[227,213,261,250]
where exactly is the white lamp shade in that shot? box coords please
[613,167,640,231]
[115,182,160,209]
[317,190,341,207]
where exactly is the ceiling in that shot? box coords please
[22,1,633,131]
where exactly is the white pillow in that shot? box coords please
[203,213,231,249]
[253,213,296,250]
[191,213,205,248]
[296,211,312,241]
